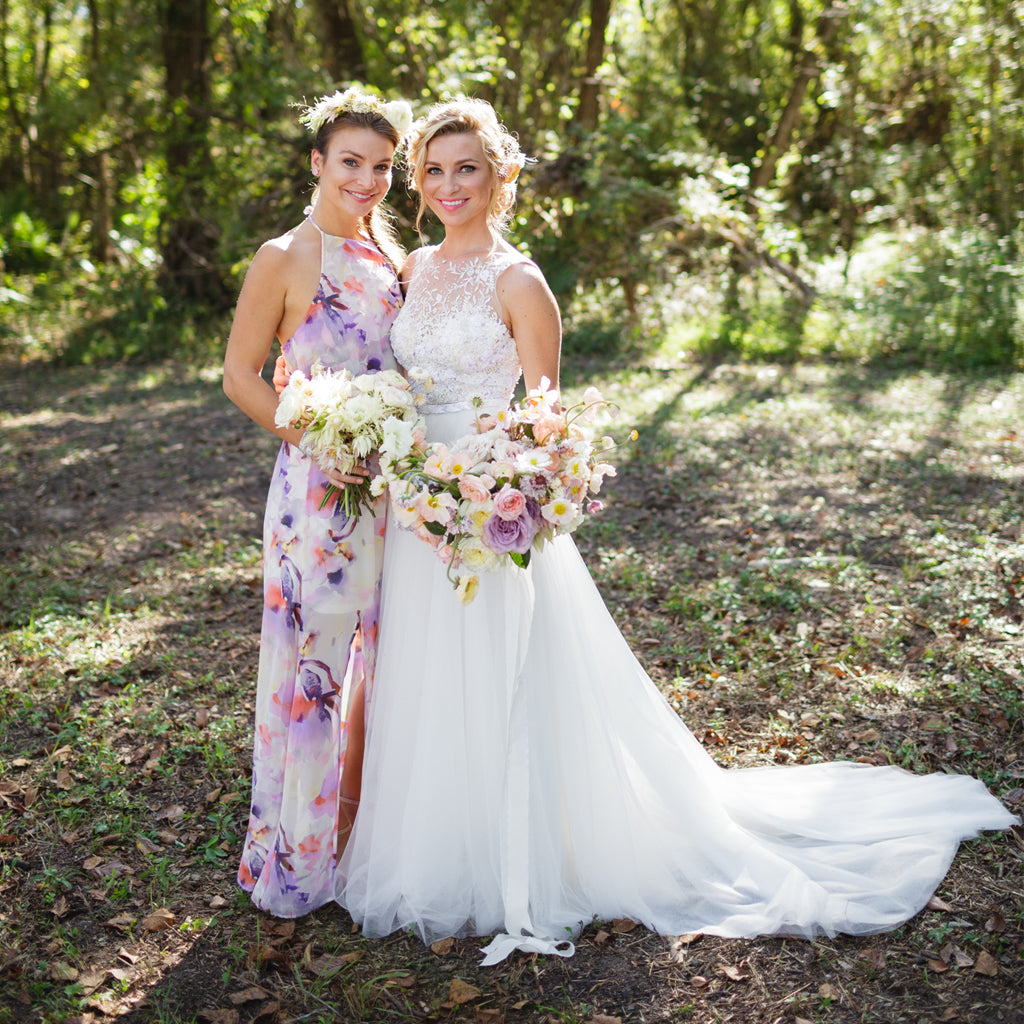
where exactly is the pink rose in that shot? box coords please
[458,474,491,504]
[493,483,526,521]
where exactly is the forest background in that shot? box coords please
[1,0,1022,367]
[2,3,1024,1024]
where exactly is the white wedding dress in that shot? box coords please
[336,245,1017,965]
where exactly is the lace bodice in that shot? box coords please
[390,245,530,411]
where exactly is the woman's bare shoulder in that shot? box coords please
[496,255,552,300]
[243,222,318,288]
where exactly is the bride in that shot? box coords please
[335,98,1016,965]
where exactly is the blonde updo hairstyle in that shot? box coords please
[406,98,526,236]
[309,108,406,272]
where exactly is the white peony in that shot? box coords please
[380,414,417,463]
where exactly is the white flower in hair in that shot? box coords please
[382,100,413,136]
[299,87,413,137]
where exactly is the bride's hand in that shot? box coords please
[273,355,292,395]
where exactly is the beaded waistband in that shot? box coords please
[422,397,508,415]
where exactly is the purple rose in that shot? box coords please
[482,510,536,555]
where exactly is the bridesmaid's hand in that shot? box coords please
[326,463,371,488]
[273,355,292,395]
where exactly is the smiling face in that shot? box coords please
[310,125,395,234]
[420,132,496,233]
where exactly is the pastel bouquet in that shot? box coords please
[378,379,631,604]
[274,362,426,518]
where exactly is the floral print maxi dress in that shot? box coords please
[237,223,402,917]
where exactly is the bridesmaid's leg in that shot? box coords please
[337,675,366,857]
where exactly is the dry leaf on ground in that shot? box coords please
[254,947,290,969]
[984,910,1006,933]
[306,952,361,976]
[198,1011,239,1024]
[448,978,482,1004]
[140,907,175,932]
[973,951,999,976]
[228,987,270,1005]
[860,948,887,969]
[78,969,107,995]
[939,942,973,968]
[719,964,749,982]
[247,1000,280,1024]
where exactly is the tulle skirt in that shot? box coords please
[336,408,1016,964]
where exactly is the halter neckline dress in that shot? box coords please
[238,217,402,917]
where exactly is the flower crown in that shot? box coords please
[299,88,413,139]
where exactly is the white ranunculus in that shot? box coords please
[380,415,416,462]
[274,378,308,429]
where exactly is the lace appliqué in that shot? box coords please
[390,247,528,410]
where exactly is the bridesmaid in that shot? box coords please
[223,87,410,917]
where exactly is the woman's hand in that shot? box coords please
[273,355,292,395]
[325,463,372,488]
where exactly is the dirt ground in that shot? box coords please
[1,357,1022,1024]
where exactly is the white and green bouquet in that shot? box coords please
[274,362,425,519]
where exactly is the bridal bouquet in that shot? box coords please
[274,362,425,518]
[378,379,631,604]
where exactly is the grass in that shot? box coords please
[0,344,1022,1023]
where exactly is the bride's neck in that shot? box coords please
[437,226,500,259]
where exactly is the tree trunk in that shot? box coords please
[0,0,30,189]
[86,0,112,262]
[749,3,846,194]
[577,0,613,131]
[313,0,366,84]
[159,0,224,303]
